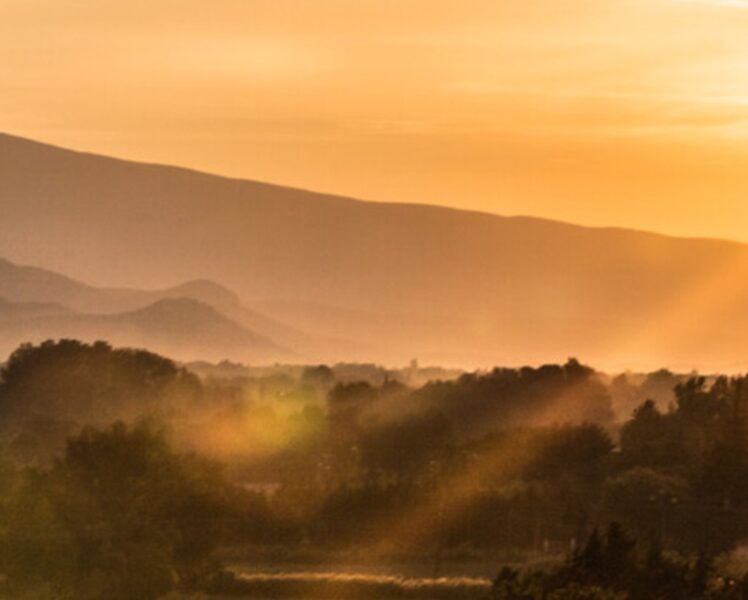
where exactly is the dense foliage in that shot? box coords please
[2,340,748,598]
[491,523,747,600]
[0,422,251,599]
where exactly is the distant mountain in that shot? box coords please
[0,256,238,314]
[106,298,289,362]
[164,279,241,311]
[0,297,71,322]
[0,256,354,363]
[0,296,290,363]
[0,256,308,361]
[0,257,101,309]
[3,132,748,369]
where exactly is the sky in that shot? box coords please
[2,0,748,241]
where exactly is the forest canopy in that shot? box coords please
[1,340,748,599]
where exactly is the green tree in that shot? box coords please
[0,422,235,599]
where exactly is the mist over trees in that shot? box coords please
[0,423,242,599]
[2,340,748,598]
[0,340,201,464]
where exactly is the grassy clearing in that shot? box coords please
[209,570,492,599]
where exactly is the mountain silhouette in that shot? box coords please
[0,297,72,322]
[0,295,290,364]
[0,256,350,363]
[3,132,748,369]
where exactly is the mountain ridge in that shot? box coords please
[0,294,292,364]
[0,130,740,247]
[0,256,353,364]
[3,131,748,369]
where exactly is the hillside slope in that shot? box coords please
[3,132,748,369]
[0,296,290,363]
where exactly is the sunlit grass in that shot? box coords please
[217,571,491,599]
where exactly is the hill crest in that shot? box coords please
[3,131,748,370]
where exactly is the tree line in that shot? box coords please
[2,340,748,598]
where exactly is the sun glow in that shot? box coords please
[3,0,748,240]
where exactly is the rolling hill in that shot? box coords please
[0,294,290,364]
[0,256,356,362]
[3,132,748,369]
[0,297,72,322]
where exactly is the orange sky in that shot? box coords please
[2,0,748,241]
